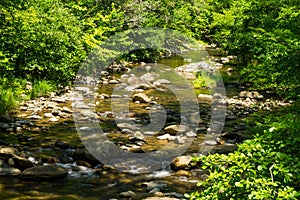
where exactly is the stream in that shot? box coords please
[0,49,267,200]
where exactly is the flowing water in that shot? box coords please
[0,50,242,199]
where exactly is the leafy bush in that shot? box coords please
[0,0,86,84]
[188,104,300,199]
[193,71,217,89]
[31,80,56,98]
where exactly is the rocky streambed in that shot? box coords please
[0,52,293,199]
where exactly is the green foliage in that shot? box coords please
[189,104,300,199]
[31,80,56,98]
[193,71,217,89]
[0,0,86,84]
[203,0,300,98]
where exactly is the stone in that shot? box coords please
[170,155,192,171]
[198,94,213,102]
[174,170,192,177]
[129,131,145,142]
[239,91,253,99]
[164,125,188,135]
[165,192,185,198]
[72,148,100,166]
[204,140,218,146]
[44,113,54,118]
[0,167,21,176]
[252,91,264,100]
[27,115,43,120]
[0,147,19,159]
[117,123,140,131]
[143,181,168,191]
[132,93,151,103]
[0,115,14,123]
[157,134,176,141]
[108,80,119,84]
[22,165,68,180]
[49,117,59,122]
[52,97,66,103]
[55,141,70,150]
[142,197,179,200]
[186,131,197,137]
[80,110,99,119]
[119,190,136,198]
[11,155,34,170]
[174,136,185,144]
[62,106,72,113]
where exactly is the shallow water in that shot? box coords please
[0,50,242,199]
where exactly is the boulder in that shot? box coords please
[132,93,151,103]
[22,165,68,180]
[170,155,192,171]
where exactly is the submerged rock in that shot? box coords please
[119,190,136,198]
[0,167,21,176]
[22,164,68,180]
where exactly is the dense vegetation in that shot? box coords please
[0,1,299,198]
[189,103,300,199]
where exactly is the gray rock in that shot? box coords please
[22,164,68,180]
[117,123,140,131]
[120,190,136,198]
[0,167,21,176]
[174,136,185,144]
[143,181,168,191]
[164,125,188,135]
[186,131,197,137]
[51,97,66,103]
[204,140,218,146]
[80,110,99,119]
[132,93,151,103]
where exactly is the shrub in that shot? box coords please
[188,104,300,199]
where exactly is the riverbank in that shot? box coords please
[0,53,295,199]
